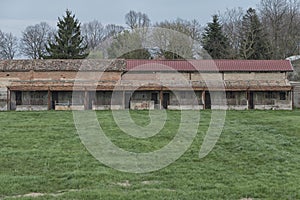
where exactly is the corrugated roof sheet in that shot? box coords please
[126,59,294,72]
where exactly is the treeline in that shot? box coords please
[0,0,300,60]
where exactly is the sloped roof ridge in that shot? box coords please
[125,59,294,72]
[0,59,294,72]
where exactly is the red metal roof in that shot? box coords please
[126,59,294,72]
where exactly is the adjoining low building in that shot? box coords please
[0,59,294,111]
[291,81,300,108]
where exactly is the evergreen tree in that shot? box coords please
[201,15,230,59]
[44,10,88,59]
[239,8,271,60]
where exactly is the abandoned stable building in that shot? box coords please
[0,59,294,111]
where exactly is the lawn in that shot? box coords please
[0,110,299,199]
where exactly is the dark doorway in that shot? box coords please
[16,91,22,105]
[248,91,254,109]
[205,91,211,109]
[151,93,158,104]
[162,93,170,109]
[52,92,58,109]
[125,92,132,109]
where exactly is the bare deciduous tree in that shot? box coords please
[155,19,201,38]
[153,19,202,59]
[220,7,244,58]
[125,10,150,30]
[281,0,300,57]
[107,30,151,59]
[20,22,55,59]
[259,0,300,58]
[0,30,18,59]
[82,20,106,50]
[82,22,125,59]
[104,24,125,38]
[188,19,203,42]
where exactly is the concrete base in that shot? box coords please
[255,105,292,110]
[16,105,48,111]
[55,105,84,111]
[0,105,8,111]
[228,105,248,110]
[92,105,111,110]
[130,101,154,110]
[92,105,123,110]
[211,105,229,110]
[168,105,204,110]
[111,105,124,110]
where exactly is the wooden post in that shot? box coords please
[290,90,294,109]
[122,89,125,109]
[160,89,163,110]
[7,88,10,111]
[202,91,206,110]
[246,90,249,110]
[84,89,89,110]
[47,88,51,110]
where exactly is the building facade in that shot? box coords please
[0,59,294,111]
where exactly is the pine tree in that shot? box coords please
[239,8,271,60]
[44,10,88,59]
[201,15,230,59]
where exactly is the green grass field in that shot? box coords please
[0,110,300,199]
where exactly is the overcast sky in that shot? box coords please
[0,0,261,37]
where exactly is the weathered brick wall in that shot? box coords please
[224,72,286,81]
[254,72,286,80]
[121,72,190,81]
[156,72,190,81]
[191,73,222,81]
[0,71,32,80]
[0,71,121,81]
[294,86,300,108]
[291,82,300,108]
[0,59,124,91]
[122,73,156,81]
[121,72,286,82]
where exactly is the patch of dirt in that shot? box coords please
[141,180,160,185]
[116,180,131,187]
[2,189,82,199]
[21,193,45,198]
[2,193,46,199]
